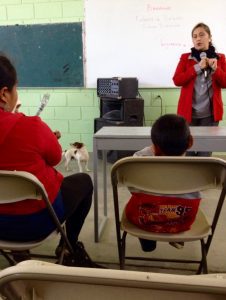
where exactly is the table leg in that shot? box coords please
[103,150,107,216]
[93,138,99,242]
[93,144,109,242]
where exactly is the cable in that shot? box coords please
[154,95,163,116]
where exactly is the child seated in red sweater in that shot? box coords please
[125,114,201,251]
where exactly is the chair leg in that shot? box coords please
[0,250,16,266]
[57,225,69,265]
[120,231,127,270]
[31,226,71,264]
[197,239,208,274]
[57,242,67,265]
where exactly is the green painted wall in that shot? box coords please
[1,0,225,151]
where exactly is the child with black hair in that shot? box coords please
[125,114,201,251]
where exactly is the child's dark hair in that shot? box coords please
[151,114,191,156]
[0,54,17,91]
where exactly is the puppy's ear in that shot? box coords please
[76,142,83,149]
[71,142,78,147]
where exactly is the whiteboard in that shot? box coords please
[84,0,226,88]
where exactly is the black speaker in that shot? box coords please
[100,98,122,120]
[122,98,144,123]
[100,97,144,123]
[94,117,142,163]
[94,118,127,132]
[97,77,138,99]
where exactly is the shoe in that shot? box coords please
[55,243,70,258]
[139,238,156,252]
[11,250,31,263]
[55,241,106,268]
[169,242,184,249]
[72,241,106,268]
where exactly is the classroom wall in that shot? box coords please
[1,0,226,151]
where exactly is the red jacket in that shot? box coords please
[0,109,63,215]
[173,53,226,122]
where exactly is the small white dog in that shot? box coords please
[63,142,90,172]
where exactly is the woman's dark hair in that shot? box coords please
[191,22,213,47]
[151,114,191,156]
[0,54,17,91]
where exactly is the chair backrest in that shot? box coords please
[0,170,48,204]
[111,156,226,195]
[111,156,226,255]
[1,260,226,299]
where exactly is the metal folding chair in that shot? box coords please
[0,170,74,265]
[1,260,226,299]
[111,156,226,274]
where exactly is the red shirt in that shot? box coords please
[0,109,63,215]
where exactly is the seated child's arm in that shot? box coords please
[133,146,154,157]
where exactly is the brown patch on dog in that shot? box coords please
[70,142,84,149]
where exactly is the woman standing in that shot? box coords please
[173,23,226,156]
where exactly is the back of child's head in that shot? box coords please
[151,114,191,156]
[0,54,17,91]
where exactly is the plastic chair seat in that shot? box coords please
[121,209,211,242]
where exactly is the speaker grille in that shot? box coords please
[97,77,138,99]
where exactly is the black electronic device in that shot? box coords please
[97,77,138,99]
[122,98,144,123]
[94,118,128,132]
[100,98,122,120]
[100,97,144,123]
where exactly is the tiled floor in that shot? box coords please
[1,154,226,275]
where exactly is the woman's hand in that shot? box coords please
[199,57,208,70]
[208,58,217,71]
[53,130,61,139]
